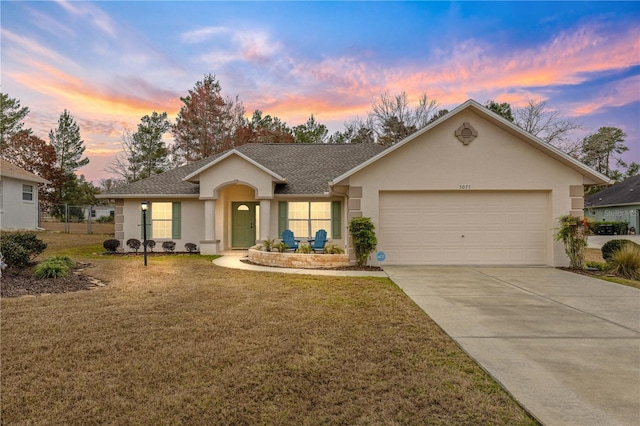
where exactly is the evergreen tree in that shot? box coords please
[49,110,89,174]
[1,93,30,148]
[293,114,329,144]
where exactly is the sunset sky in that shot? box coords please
[2,1,639,183]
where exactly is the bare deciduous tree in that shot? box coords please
[515,99,582,147]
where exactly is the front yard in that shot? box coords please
[1,232,537,425]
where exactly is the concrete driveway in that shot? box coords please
[384,266,640,426]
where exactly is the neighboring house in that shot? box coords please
[87,206,115,220]
[99,99,609,266]
[0,159,50,230]
[585,174,640,233]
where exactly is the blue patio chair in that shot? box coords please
[308,229,328,253]
[281,229,299,251]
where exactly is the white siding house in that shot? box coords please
[0,160,50,230]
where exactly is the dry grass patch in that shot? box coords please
[2,248,536,424]
[585,248,605,263]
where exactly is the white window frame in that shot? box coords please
[22,184,34,202]
[287,201,331,239]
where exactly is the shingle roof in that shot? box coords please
[0,159,50,184]
[585,175,640,207]
[102,143,386,197]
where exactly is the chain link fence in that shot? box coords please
[40,204,115,234]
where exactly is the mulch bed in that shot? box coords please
[240,258,383,271]
[1,263,97,298]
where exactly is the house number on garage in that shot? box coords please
[459,185,471,190]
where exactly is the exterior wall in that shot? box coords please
[586,205,640,232]
[199,155,275,199]
[215,185,347,250]
[121,198,203,252]
[0,176,40,230]
[346,109,586,267]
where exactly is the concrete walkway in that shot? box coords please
[385,266,640,426]
[213,252,388,277]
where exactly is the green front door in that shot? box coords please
[232,202,257,247]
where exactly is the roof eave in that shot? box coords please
[96,194,200,199]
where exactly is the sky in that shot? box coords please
[2,0,639,183]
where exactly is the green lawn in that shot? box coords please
[1,232,537,425]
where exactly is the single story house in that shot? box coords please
[585,174,640,233]
[87,206,115,220]
[0,159,50,230]
[99,99,609,266]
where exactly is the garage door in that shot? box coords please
[379,191,548,265]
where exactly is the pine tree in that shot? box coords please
[49,110,89,174]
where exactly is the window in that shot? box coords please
[142,202,181,239]
[280,201,340,238]
[91,209,96,218]
[22,184,33,201]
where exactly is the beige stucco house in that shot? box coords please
[0,159,50,230]
[100,100,609,266]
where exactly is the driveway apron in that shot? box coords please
[384,266,640,426]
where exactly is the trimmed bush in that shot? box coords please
[185,243,198,253]
[127,238,141,253]
[144,240,156,252]
[33,258,70,279]
[97,215,114,223]
[162,241,176,253]
[1,231,47,261]
[349,217,378,267]
[103,239,120,253]
[601,239,640,262]
[609,244,640,280]
[0,239,31,269]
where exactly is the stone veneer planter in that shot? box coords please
[248,248,351,269]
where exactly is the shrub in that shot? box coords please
[590,221,628,236]
[1,231,47,261]
[162,241,176,253]
[262,238,275,252]
[185,243,198,253]
[349,217,378,267]
[97,215,114,223]
[103,239,120,253]
[324,244,345,254]
[601,239,640,262]
[0,239,31,269]
[555,215,589,269]
[48,255,75,268]
[33,258,70,279]
[144,239,156,252]
[585,261,608,271]
[296,244,312,254]
[609,244,640,280]
[273,242,288,253]
[126,238,141,253]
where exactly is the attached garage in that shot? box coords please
[378,191,549,265]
